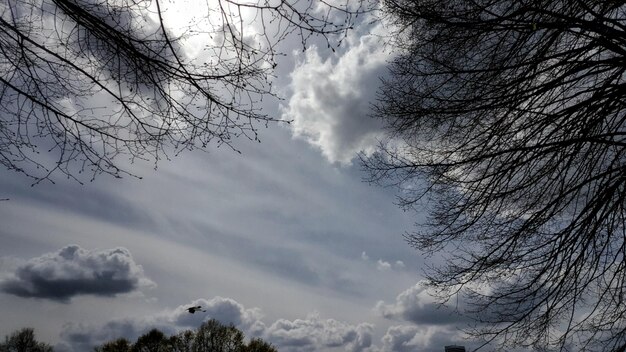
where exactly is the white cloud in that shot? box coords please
[0,245,154,302]
[379,325,466,352]
[282,22,393,164]
[361,251,370,261]
[380,325,421,352]
[377,260,392,271]
[361,252,405,272]
[265,312,373,352]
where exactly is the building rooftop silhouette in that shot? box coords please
[445,346,466,352]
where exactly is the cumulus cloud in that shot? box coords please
[265,313,373,352]
[377,260,392,272]
[59,293,476,352]
[0,245,154,302]
[282,22,392,164]
[60,297,264,351]
[375,282,470,326]
[172,297,266,336]
[361,252,405,272]
[379,325,466,352]
[60,297,372,352]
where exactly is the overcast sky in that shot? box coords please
[0,2,475,351]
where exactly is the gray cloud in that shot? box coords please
[1,175,155,230]
[60,320,146,352]
[375,282,470,326]
[0,245,154,302]
[282,22,392,165]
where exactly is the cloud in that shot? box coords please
[379,325,466,352]
[282,22,392,164]
[371,283,475,351]
[377,260,392,271]
[59,297,372,352]
[361,251,405,273]
[171,297,267,336]
[361,251,370,261]
[0,245,154,302]
[264,313,373,352]
[380,325,421,352]
[375,282,470,326]
[60,320,146,352]
[59,297,264,351]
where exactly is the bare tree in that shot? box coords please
[365,0,626,351]
[0,0,366,182]
[94,337,132,352]
[192,319,244,352]
[132,329,167,352]
[0,328,53,352]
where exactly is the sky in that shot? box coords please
[0,2,476,351]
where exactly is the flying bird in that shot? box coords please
[186,305,206,314]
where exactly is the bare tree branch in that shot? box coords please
[365,1,626,350]
[0,0,368,182]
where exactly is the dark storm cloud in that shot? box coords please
[0,245,154,302]
[376,282,471,326]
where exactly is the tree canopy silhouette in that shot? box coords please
[93,319,277,352]
[365,0,626,351]
[0,0,366,182]
[0,327,53,352]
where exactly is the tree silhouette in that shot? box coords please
[192,319,244,352]
[365,0,626,351]
[0,328,53,352]
[167,330,194,352]
[1,0,366,182]
[131,329,167,352]
[92,320,277,352]
[94,338,132,352]
[243,338,276,352]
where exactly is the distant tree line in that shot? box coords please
[1,320,276,351]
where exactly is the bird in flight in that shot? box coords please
[186,306,206,314]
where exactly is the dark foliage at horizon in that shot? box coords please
[0,321,277,352]
[94,319,277,352]
[365,0,626,351]
[0,327,53,352]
